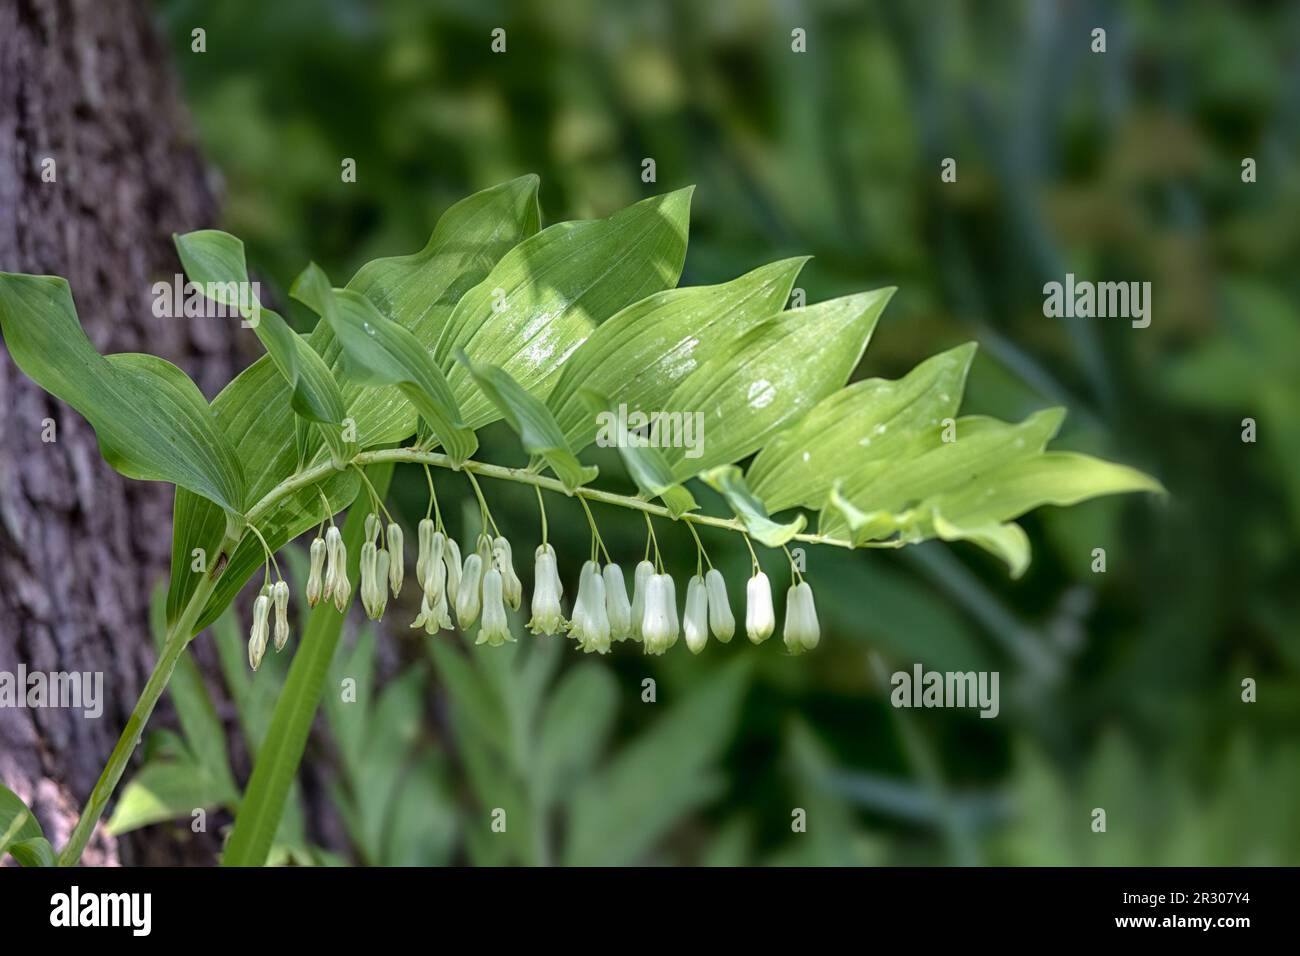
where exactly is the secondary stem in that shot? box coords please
[57,531,237,866]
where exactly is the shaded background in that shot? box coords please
[125,0,1300,864]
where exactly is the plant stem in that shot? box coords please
[246,449,900,551]
[58,531,237,866]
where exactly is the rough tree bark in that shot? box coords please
[0,0,241,864]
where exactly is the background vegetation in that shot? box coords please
[129,0,1300,864]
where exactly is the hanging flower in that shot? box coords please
[705,568,734,643]
[683,574,710,654]
[305,536,326,608]
[272,580,290,652]
[782,581,820,654]
[416,517,435,588]
[444,536,462,605]
[492,536,522,610]
[477,567,513,646]
[641,573,677,656]
[603,563,632,641]
[745,571,774,644]
[629,559,655,643]
[569,560,611,654]
[528,543,565,636]
[386,522,404,597]
[248,591,271,671]
[455,541,486,628]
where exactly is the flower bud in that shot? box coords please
[528,543,565,636]
[455,550,484,628]
[492,536,522,611]
[443,537,462,604]
[360,541,380,619]
[745,571,774,644]
[248,593,271,670]
[684,574,710,655]
[416,518,435,587]
[306,536,326,607]
[603,564,632,641]
[374,548,391,619]
[782,581,820,654]
[387,522,404,597]
[364,512,381,546]
[705,568,734,643]
[272,580,290,651]
[629,559,655,643]
[477,568,513,647]
[322,525,343,602]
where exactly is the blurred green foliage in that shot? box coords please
[153,0,1300,864]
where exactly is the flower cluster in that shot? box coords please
[247,510,820,668]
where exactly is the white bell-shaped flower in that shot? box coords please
[528,544,565,635]
[664,573,680,648]
[443,537,462,605]
[248,592,271,671]
[745,571,775,644]
[569,560,611,654]
[603,563,632,641]
[359,541,380,619]
[455,547,484,628]
[477,567,513,647]
[272,580,290,651]
[322,525,344,603]
[373,548,391,619]
[492,536,523,611]
[415,518,435,588]
[705,568,734,643]
[628,559,655,643]
[782,581,820,654]
[305,536,326,607]
[387,522,404,597]
[684,574,710,654]
[641,573,674,656]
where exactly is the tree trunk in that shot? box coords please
[0,0,239,864]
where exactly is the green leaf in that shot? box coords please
[9,837,56,867]
[548,257,809,452]
[661,288,895,482]
[564,659,750,866]
[747,343,977,513]
[436,187,694,428]
[222,465,392,867]
[456,351,596,490]
[0,273,245,514]
[175,231,351,466]
[168,178,536,629]
[581,390,697,515]
[291,263,478,464]
[700,464,805,546]
[105,759,231,836]
[0,783,44,862]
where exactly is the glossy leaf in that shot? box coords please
[292,264,477,464]
[747,343,977,513]
[167,179,536,628]
[548,257,809,452]
[662,288,895,481]
[456,350,596,490]
[436,188,694,427]
[0,273,245,514]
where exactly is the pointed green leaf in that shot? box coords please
[661,288,894,481]
[436,188,694,428]
[456,350,595,490]
[581,390,697,515]
[0,274,245,514]
[9,837,56,867]
[548,257,808,452]
[175,230,351,467]
[930,514,1033,578]
[167,179,536,627]
[1,784,44,864]
[291,264,477,464]
[700,465,805,546]
[747,343,976,513]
